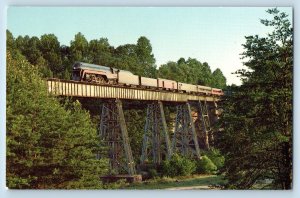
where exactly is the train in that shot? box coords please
[72,62,224,96]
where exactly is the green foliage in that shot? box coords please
[113,44,140,74]
[135,36,157,78]
[195,155,217,174]
[125,109,145,162]
[7,30,226,88]
[111,37,157,78]
[7,28,225,183]
[218,8,292,189]
[6,30,16,51]
[88,38,113,66]
[39,34,63,75]
[211,68,227,89]
[158,58,226,88]
[162,154,196,177]
[148,168,159,179]
[204,149,225,170]
[70,32,90,63]
[103,179,128,189]
[6,52,109,189]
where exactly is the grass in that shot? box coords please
[122,174,227,190]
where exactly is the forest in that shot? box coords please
[6,29,227,89]
[6,8,292,189]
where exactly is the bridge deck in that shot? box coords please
[47,79,219,102]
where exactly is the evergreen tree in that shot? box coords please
[218,8,292,189]
[6,51,109,189]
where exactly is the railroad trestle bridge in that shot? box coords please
[47,79,222,175]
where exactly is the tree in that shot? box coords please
[15,35,30,54]
[135,36,157,78]
[125,109,145,162]
[6,30,16,51]
[218,8,292,189]
[70,32,90,63]
[6,51,109,189]
[39,34,63,76]
[198,62,213,86]
[157,57,225,87]
[113,44,140,73]
[88,38,113,66]
[23,36,42,65]
[211,68,227,89]
[58,45,72,79]
[158,61,179,81]
[185,59,212,86]
[177,57,186,65]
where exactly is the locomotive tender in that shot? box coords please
[72,62,223,96]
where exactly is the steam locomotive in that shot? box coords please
[72,62,224,96]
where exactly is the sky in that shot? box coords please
[7,7,293,85]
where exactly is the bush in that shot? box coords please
[196,155,217,174]
[103,179,127,189]
[148,168,159,178]
[205,148,225,169]
[139,163,160,180]
[162,154,196,177]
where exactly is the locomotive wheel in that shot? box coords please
[109,79,117,85]
[96,76,106,84]
[91,75,96,82]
